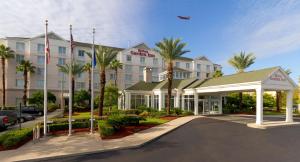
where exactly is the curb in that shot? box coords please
[22,117,198,162]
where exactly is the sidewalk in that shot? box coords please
[0,116,200,162]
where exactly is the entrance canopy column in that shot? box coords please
[194,91,199,115]
[175,90,181,108]
[158,91,164,111]
[124,92,131,110]
[286,90,294,123]
[256,87,264,125]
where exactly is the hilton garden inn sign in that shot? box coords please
[119,66,297,126]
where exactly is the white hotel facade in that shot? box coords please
[0,32,221,106]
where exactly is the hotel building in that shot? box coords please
[0,32,221,106]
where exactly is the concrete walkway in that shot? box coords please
[0,116,199,162]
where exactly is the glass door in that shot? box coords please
[198,100,204,114]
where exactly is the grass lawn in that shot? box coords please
[63,112,96,119]
[140,118,169,125]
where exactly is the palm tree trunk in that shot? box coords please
[276,91,281,112]
[23,70,28,105]
[114,69,117,86]
[98,68,106,116]
[166,62,173,115]
[1,58,5,110]
[72,77,75,108]
[88,68,91,107]
[239,92,243,110]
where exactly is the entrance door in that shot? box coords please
[198,100,204,114]
[203,99,210,114]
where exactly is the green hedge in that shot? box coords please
[107,115,145,130]
[48,121,90,132]
[0,128,32,148]
[98,120,114,137]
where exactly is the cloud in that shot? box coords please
[0,0,149,47]
[226,0,300,58]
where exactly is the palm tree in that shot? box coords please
[276,69,292,112]
[110,60,123,86]
[57,63,85,108]
[213,70,223,78]
[16,60,35,105]
[155,38,189,115]
[95,46,118,116]
[0,45,15,109]
[228,51,256,110]
[83,62,92,106]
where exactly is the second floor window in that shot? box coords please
[186,63,190,69]
[126,55,132,62]
[78,50,85,57]
[15,54,24,64]
[37,56,45,65]
[153,58,158,65]
[140,57,145,64]
[37,80,44,88]
[124,65,132,73]
[16,42,25,52]
[58,46,66,56]
[175,62,180,67]
[125,74,132,82]
[197,64,201,70]
[206,65,211,72]
[37,44,45,54]
[16,79,24,87]
[58,58,66,65]
[37,68,44,76]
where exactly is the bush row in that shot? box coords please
[0,128,32,149]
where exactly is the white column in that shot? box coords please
[175,90,181,108]
[151,94,154,108]
[146,95,150,107]
[219,95,223,114]
[158,92,163,111]
[181,95,185,110]
[286,90,294,123]
[194,92,198,115]
[256,87,264,125]
[125,92,131,110]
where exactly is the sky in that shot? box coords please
[0,0,299,81]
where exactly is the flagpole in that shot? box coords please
[90,28,95,134]
[43,20,48,136]
[68,24,73,136]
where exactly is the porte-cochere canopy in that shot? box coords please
[120,67,297,125]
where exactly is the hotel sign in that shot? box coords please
[130,49,155,57]
[270,72,286,81]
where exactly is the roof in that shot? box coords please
[173,67,191,72]
[195,56,210,61]
[73,41,124,51]
[176,56,193,61]
[125,78,197,91]
[195,67,278,88]
[131,43,151,50]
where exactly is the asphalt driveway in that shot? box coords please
[42,117,300,162]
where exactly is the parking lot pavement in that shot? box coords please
[0,109,63,134]
[44,117,300,162]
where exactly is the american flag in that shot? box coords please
[45,34,50,64]
[70,33,75,54]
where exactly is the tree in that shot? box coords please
[228,51,256,110]
[213,70,223,78]
[28,91,56,107]
[83,52,93,107]
[74,90,90,107]
[276,69,292,112]
[0,45,14,109]
[104,84,119,108]
[110,60,123,86]
[95,46,118,116]
[155,38,189,115]
[57,63,85,108]
[16,60,36,105]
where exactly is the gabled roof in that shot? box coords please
[125,81,160,91]
[31,32,66,41]
[73,41,124,51]
[195,56,210,62]
[196,67,278,88]
[176,56,193,61]
[131,43,151,50]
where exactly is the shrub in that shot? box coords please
[74,90,90,107]
[28,91,56,107]
[139,111,149,117]
[172,108,183,115]
[107,114,145,130]
[48,121,90,132]
[98,120,114,137]
[0,128,32,148]
[122,115,145,126]
[182,111,194,116]
[123,109,141,115]
[48,103,59,112]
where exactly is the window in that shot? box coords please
[78,50,85,57]
[126,55,132,62]
[16,79,24,87]
[186,63,190,69]
[125,74,132,82]
[16,42,25,52]
[175,62,180,67]
[37,44,45,54]
[37,56,45,65]
[153,58,158,65]
[77,73,84,79]
[130,95,146,109]
[58,72,66,80]
[58,80,66,89]
[154,95,159,109]
[37,68,44,76]
[197,64,201,70]
[140,57,145,64]
[139,75,143,81]
[15,54,24,64]
[94,83,100,89]
[197,72,200,78]
[206,73,210,78]
[206,65,211,72]
[152,68,158,74]
[184,95,194,112]
[37,80,44,88]
[76,82,85,89]
[58,58,66,65]
[110,73,115,80]
[139,66,145,74]
[58,46,66,56]
[124,65,132,73]
[164,95,175,108]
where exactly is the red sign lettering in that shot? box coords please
[130,49,155,57]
